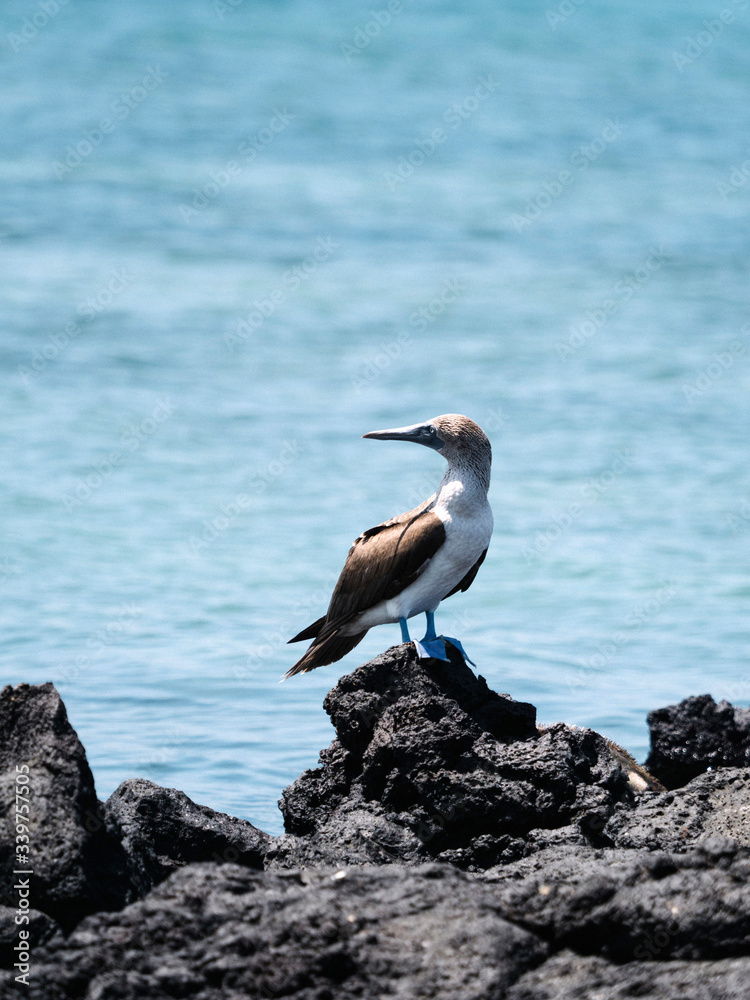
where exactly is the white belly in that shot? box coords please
[350,498,493,631]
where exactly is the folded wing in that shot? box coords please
[285,501,445,676]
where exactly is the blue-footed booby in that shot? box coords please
[284,414,493,678]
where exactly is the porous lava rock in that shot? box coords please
[271,642,636,869]
[0,683,130,929]
[492,836,750,962]
[104,778,274,897]
[506,950,750,1000]
[3,661,750,999]
[606,768,750,853]
[646,693,750,788]
[0,862,547,1000]
[0,905,57,969]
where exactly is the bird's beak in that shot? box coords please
[363,421,443,450]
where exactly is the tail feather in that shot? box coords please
[288,615,326,643]
[283,628,368,679]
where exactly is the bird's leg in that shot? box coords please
[415,610,477,666]
[421,611,438,642]
[399,617,411,643]
[413,610,450,662]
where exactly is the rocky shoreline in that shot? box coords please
[1,645,750,998]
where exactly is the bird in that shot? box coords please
[283,414,493,679]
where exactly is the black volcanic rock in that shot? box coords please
[0,905,58,969]
[3,660,750,999]
[0,683,277,941]
[507,950,750,1000]
[7,839,750,998]
[0,683,130,929]
[0,862,548,1000]
[493,836,750,962]
[103,778,274,897]
[646,694,750,789]
[606,768,750,853]
[271,643,635,870]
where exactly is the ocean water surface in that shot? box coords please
[1,0,749,834]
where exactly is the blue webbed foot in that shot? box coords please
[405,613,476,666]
[413,635,476,666]
[413,637,451,662]
[441,636,476,667]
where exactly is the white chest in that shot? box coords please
[386,478,493,620]
[349,464,493,631]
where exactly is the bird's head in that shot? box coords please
[363,413,491,473]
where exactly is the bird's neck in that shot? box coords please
[436,456,491,507]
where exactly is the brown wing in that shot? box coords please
[289,493,445,642]
[326,506,446,622]
[442,547,488,600]
[284,502,445,678]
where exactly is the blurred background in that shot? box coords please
[1,0,749,834]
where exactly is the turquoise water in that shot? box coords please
[2,0,749,835]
